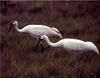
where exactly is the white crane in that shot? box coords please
[8,21,62,52]
[40,35,99,54]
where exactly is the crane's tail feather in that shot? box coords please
[86,41,99,55]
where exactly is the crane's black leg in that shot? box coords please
[33,38,42,51]
[40,43,44,52]
[33,40,40,51]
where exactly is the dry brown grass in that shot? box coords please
[0,1,100,78]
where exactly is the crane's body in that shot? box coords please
[19,25,61,40]
[9,21,62,51]
[41,35,99,54]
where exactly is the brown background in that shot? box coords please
[0,1,100,78]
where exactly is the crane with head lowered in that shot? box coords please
[41,35,99,54]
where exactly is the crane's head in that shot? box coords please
[8,21,18,32]
[51,27,62,39]
[40,35,48,41]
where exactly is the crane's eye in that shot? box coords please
[10,21,13,26]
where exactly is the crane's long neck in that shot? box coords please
[44,37,62,47]
[15,25,23,32]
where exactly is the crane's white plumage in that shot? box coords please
[9,21,62,51]
[9,21,62,39]
[41,35,99,54]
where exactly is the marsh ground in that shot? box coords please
[0,1,100,78]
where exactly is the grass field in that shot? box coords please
[0,1,100,78]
